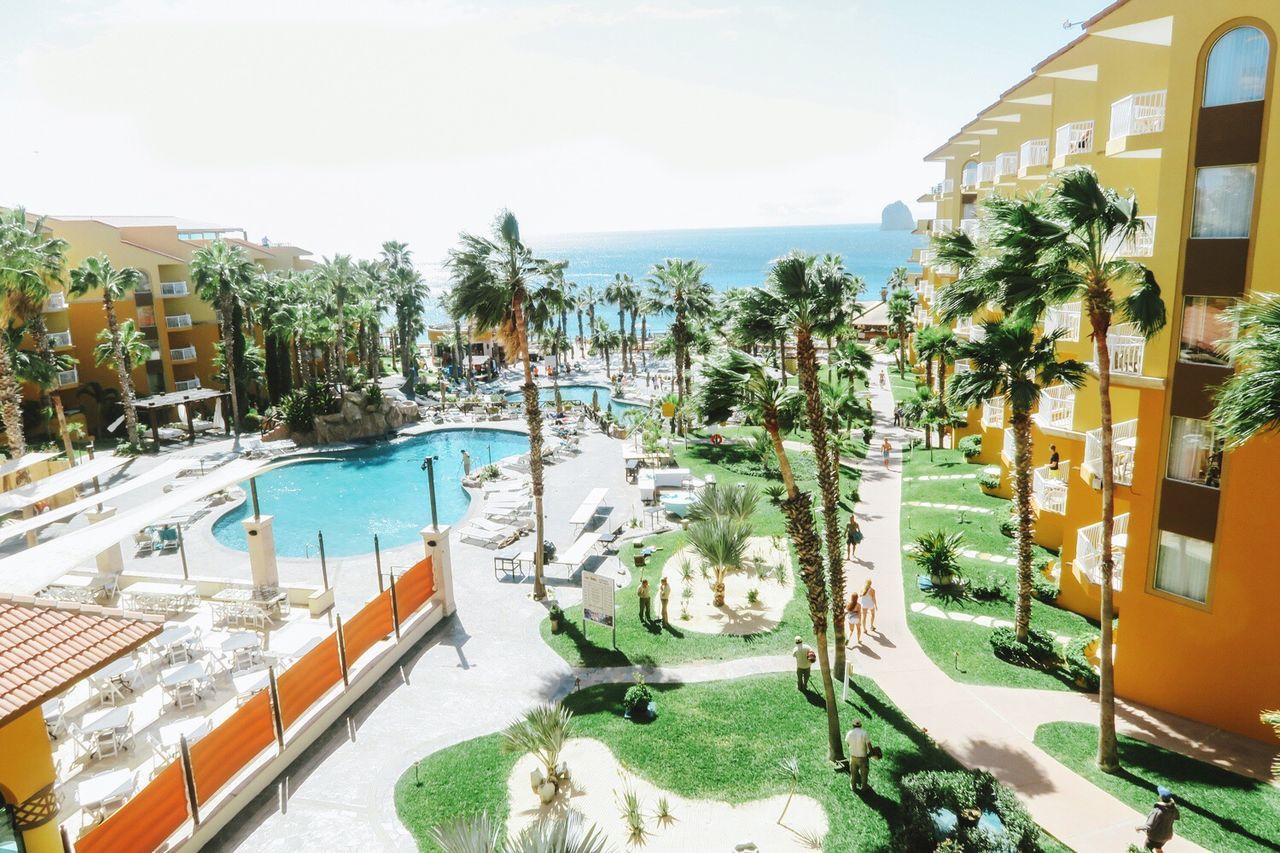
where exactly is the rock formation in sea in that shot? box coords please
[879,200,915,231]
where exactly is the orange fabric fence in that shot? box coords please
[189,691,275,805]
[395,557,436,621]
[276,633,341,729]
[344,589,393,667]
[77,760,188,853]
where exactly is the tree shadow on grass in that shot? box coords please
[553,617,632,668]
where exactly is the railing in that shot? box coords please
[960,218,980,240]
[160,280,189,297]
[953,359,971,375]
[932,179,955,195]
[1036,384,1075,430]
[961,168,980,191]
[1110,90,1166,139]
[919,250,934,268]
[932,219,953,235]
[1075,513,1128,589]
[43,292,68,312]
[166,313,194,330]
[979,161,997,184]
[149,347,162,362]
[968,323,987,343]
[917,280,935,301]
[76,558,438,852]
[1111,215,1157,257]
[1020,138,1050,169]
[1043,302,1082,342]
[1083,418,1137,487]
[1002,426,1015,460]
[135,279,152,294]
[1055,120,1095,158]
[47,330,73,349]
[996,152,1018,177]
[170,346,198,362]
[1033,462,1069,514]
[175,378,202,391]
[954,317,973,338]
[56,368,79,388]
[1096,322,1145,375]
[981,395,1005,429]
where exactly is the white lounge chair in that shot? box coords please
[548,532,603,576]
[459,522,518,547]
[482,478,530,494]
[485,503,532,527]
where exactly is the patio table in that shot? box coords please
[77,768,135,817]
[265,622,328,666]
[89,656,140,705]
[160,661,209,709]
[124,582,196,613]
[155,717,211,760]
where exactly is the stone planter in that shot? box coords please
[623,700,657,723]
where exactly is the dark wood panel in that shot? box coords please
[1158,479,1221,543]
[1170,362,1230,419]
[1195,102,1264,167]
[1183,239,1249,295]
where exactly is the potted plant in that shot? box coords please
[622,673,656,722]
[548,604,565,634]
[632,540,648,568]
[977,466,1002,495]
[909,529,966,588]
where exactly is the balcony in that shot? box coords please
[1033,462,1069,514]
[55,368,79,389]
[935,178,955,196]
[1018,138,1050,176]
[1075,513,1129,590]
[961,170,980,192]
[954,317,974,338]
[981,395,1005,429]
[917,280,935,302]
[1094,322,1145,375]
[968,323,987,343]
[1108,215,1157,258]
[160,280,190,297]
[953,359,971,375]
[170,345,198,363]
[995,151,1019,181]
[1053,120,1095,167]
[1043,302,1082,342]
[135,279,152,294]
[959,218,981,241]
[175,377,202,392]
[47,330,73,349]
[1107,90,1166,156]
[931,219,954,235]
[978,161,997,186]
[1083,418,1137,488]
[1002,426,1015,461]
[1035,384,1075,431]
[148,347,162,362]
[43,292,68,312]
[166,313,194,330]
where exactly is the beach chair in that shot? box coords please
[547,532,603,576]
[482,478,530,494]
[459,521,518,547]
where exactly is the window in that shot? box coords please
[1179,297,1235,366]
[1191,165,1256,238]
[961,162,979,187]
[1204,26,1271,107]
[1154,531,1213,603]
[1167,417,1223,487]
[0,801,21,853]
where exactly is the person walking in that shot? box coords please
[637,578,652,623]
[845,593,862,647]
[845,515,863,563]
[893,405,904,427]
[859,579,878,633]
[659,576,671,626]
[881,438,892,469]
[793,636,814,691]
[1137,787,1181,851]
[846,720,872,792]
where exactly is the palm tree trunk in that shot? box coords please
[1011,410,1035,642]
[515,295,547,602]
[617,309,626,379]
[222,303,242,445]
[1093,314,1120,772]
[778,336,787,382]
[640,315,648,373]
[0,348,27,458]
[629,311,638,374]
[795,332,848,677]
[938,357,949,447]
[104,294,141,445]
[673,303,686,432]
[576,309,585,357]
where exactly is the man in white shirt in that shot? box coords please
[792,636,813,691]
[846,720,872,792]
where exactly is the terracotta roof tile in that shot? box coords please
[0,595,162,725]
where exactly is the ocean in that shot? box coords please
[422,222,924,330]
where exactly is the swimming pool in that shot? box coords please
[212,428,529,557]
[508,384,649,412]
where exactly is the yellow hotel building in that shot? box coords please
[911,0,1279,741]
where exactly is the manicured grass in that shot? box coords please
[900,447,1099,692]
[395,673,1067,852]
[1034,722,1280,851]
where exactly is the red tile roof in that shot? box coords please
[0,595,162,725]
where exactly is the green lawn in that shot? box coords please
[900,448,1099,692]
[395,673,1067,852]
[1034,722,1280,851]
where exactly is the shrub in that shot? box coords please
[279,382,339,433]
[746,587,760,605]
[990,626,1058,669]
[763,483,786,505]
[623,674,653,716]
[958,434,983,458]
[969,575,1008,601]
[1032,573,1060,604]
[241,411,263,433]
[977,470,1001,490]
[366,382,383,406]
[1064,636,1100,691]
[899,769,1043,852]
[861,426,874,444]
[909,530,966,585]
[998,515,1017,538]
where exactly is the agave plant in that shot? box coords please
[909,530,966,587]
[430,810,610,853]
[686,516,750,607]
[500,703,574,783]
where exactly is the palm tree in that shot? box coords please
[500,702,574,784]
[93,320,150,386]
[699,349,843,764]
[315,254,358,382]
[0,208,67,457]
[886,285,916,377]
[576,284,600,358]
[605,273,636,378]
[68,256,145,445]
[649,259,713,421]
[431,810,608,853]
[915,326,961,445]
[589,316,620,377]
[191,239,256,449]
[1212,294,1280,447]
[687,516,751,607]
[830,338,873,388]
[381,241,428,377]
[76,381,122,438]
[448,210,557,600]
[949,320,1086,639]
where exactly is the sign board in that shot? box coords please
[581,570,616,628]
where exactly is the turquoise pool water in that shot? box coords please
[212,428,529,557]
[508,384,648,412]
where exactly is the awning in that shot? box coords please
[0,451,60,480]
[0,456,130,513]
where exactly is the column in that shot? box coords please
[242,515,280,588]
[420,525,455,616]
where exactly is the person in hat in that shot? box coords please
[1136,786,1181,851]
[845,719,873,792]
[792,636,814,691]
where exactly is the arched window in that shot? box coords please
[1203,26,1271,107]
[961,161,979,188]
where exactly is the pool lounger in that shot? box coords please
[459,522,518,547]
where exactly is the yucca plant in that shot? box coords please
[615,782,649,845]
[686,516,751,607]
[909,530,966,587]
[430,810,609,853]
[686,482,761,523]
[500,703,574,784]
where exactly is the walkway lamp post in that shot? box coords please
[421,455,440,531]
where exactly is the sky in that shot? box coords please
[2,0,1103,260]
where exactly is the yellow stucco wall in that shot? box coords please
[0,708,59,853]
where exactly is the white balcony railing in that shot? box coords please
[1019,138,1050,169]
[165,313,194,330]
[917,280,935,302]
[170,345,198,362]
[47,330,73,349]
[1095,322,1145,375]
[160,280,189,297]
[55,368,79,388]
[932,219,954,235]
[1075,512,1129,590]
[960,218,981,240]
[1033,462,1070,514]
[1055,120,1095,158]
[1036,384,1075,430]
[953,359,971,375]
[1083,418,1137,487]
[1110,90,1166,140]
[43,292,68,312]
[175,378,202,392]
[936,178,954,195]
[1043,302,1082,342]
[954,317,974,338]
[961,167,980,191]
[968,323,987,343]
[981,396,1005,429]
[979,161,997,184]
[1110,215,1157,258]
[1002,426,1016,460]
[996,152,1019,177]
[148,347,162,362]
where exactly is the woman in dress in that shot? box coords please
[845,593,862,647]
[859,579,878,633]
